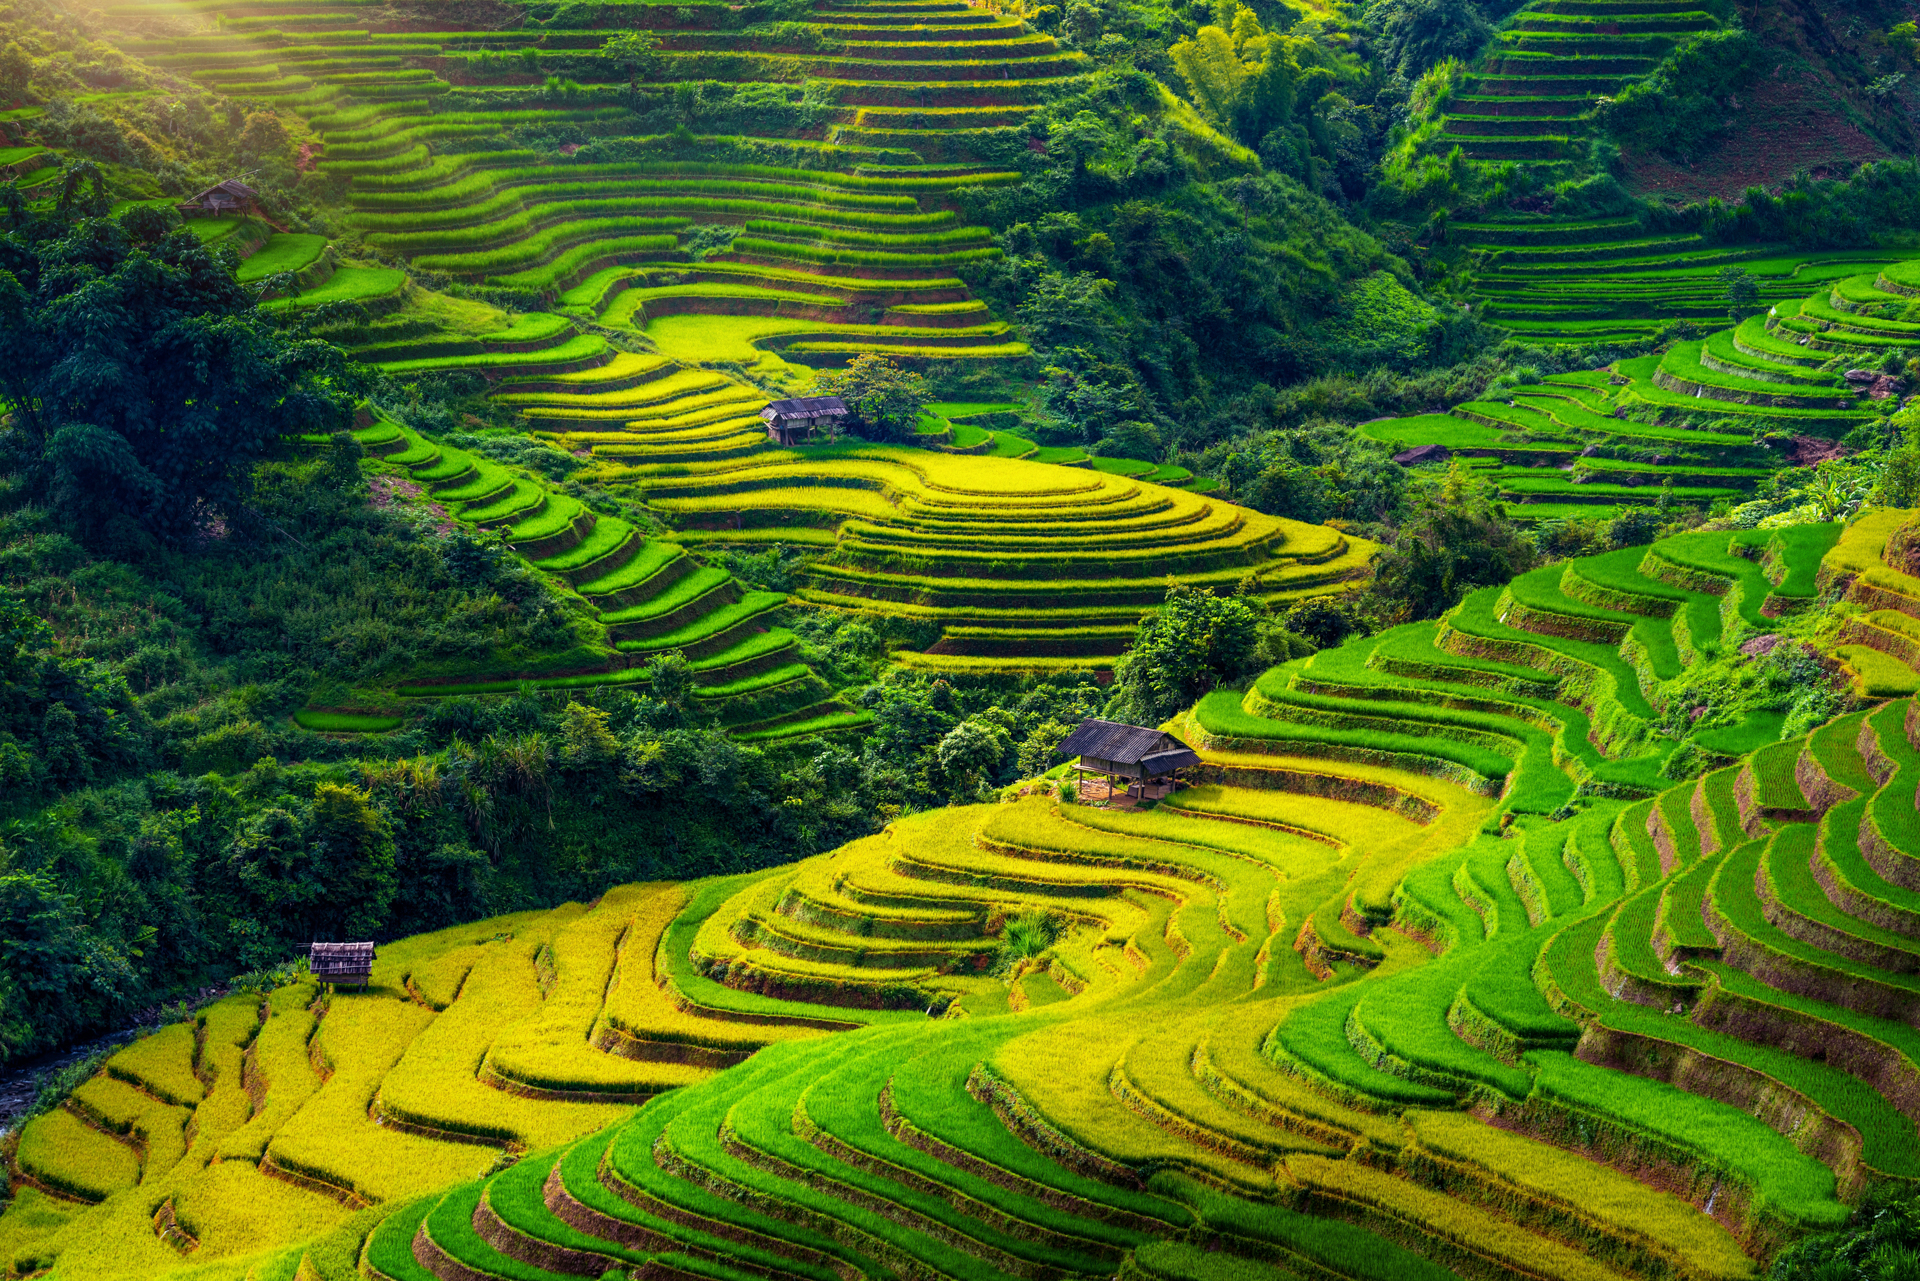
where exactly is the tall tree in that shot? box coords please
[1105,584,1263,726]
[600,30,660,96]
[1368,461,1536,621]
[811,354,931,444]
[0,171,358,548]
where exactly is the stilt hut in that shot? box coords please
[309,942,375,989]
[761,396,847,446]
[1055,718,1200,801]
[178,178,264,219]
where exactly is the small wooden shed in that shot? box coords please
[761,396,848,446]
[309,942,375,988]
[178,178,262,219]
[1055,718,1200,801]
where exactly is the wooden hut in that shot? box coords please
[178,178,263,219]
[1055,718,1200,801]
[760,396,848,446]
[309,942,375,988]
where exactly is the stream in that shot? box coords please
[0,1028,141,1139]
[0,985,235,1139]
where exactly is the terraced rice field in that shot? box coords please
[1438,0,1717,166]
[1414,0,1918,341]
[22,514,1920,1281]
[596,442,1376,672]
[1356,264,1920,516]
[108,0,1055,378]
[1463,240,1915,347]
[332,410,860,738]
[329,395,1363,709]
[95,0,1345,679]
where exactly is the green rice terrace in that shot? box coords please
[22,0,1920,1270]
[58,0,1398,705]
[107,0,1053,374]
[19,499,1920,1281]
[318,404,1370,736]
[1435,0,1717,166]
[1355,258,1920,520]
[1401,0,1920,344]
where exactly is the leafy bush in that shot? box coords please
[811,354,932,444]
[1105,582,1262,726]
[1599,30,1765,161]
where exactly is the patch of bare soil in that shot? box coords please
[1621,0,1918,204]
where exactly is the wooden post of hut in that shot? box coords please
[308,942,375,990]
[1054,719,1201,803]
[760,396,848,446]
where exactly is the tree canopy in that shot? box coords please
[1105,583,1264,726]
[812,354,932,444]
[0,179,358,549]
[1368,461,1537,621]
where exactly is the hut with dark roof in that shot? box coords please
[308,942,375,989]
[1055,718,1200,801]
[178,178,263,219]
[761,396,848,446]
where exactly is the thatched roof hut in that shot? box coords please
[761,396,847,446]
[309,941,374,987]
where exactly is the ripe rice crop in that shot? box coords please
[266,991,493,1205]
[1404,1111,1752,1279]
[106,1022,204,1105]
[741,219,990,246]
[1835,643,1920,697]
[70,1076,191,1174]
[15,1110,140,1202]
[377,914,640,1148]
[487,888,710,1097]
[356,176,930,219]
[1194,689,1512,786]
[373,334,609,373]
[413,225,682,275]
[217,979,322,1162]
[1064,804,1341,878]
[366,209,688,255]
[171,1163,349,1261]
[598,888,813,1052]
[1288,1154,1634,1281]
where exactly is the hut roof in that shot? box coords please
[1139,746,1202,773]
[760,396,847,422]
[309,942,375,976]
[183,178,258,204]
[1055,719,1197,771]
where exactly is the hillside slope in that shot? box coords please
[1620,0,1920,202]
[12,508,1920,1281]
